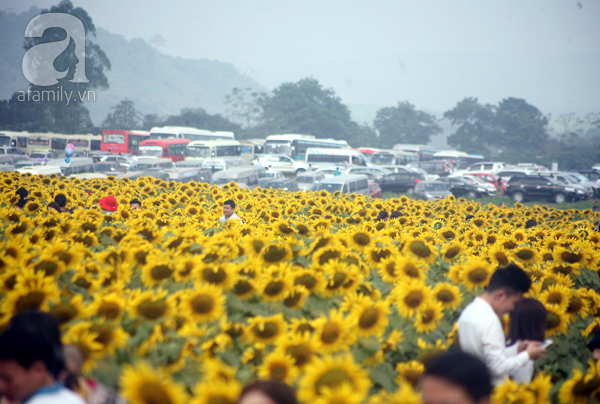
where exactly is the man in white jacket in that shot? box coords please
[457,264,546,385]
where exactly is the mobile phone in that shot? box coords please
[539,339,553,349]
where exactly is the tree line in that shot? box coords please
[0,0,598,170]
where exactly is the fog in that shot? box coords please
[3,0,599,115]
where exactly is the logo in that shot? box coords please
[22,13,89,86]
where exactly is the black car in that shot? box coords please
[505,176,577,203]
[440,177,489,198]
[378,172,425,194]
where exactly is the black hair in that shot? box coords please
[130,198,142,207]
[239,380,298,404]
[0,311,65,378]
[16,187,28,208]
[524,219,537,229]
[54,193,67,208]
[423,350,492,402]
[47,202,61,211]
[390,210,402,219]
[486,263,531,295]
[376,211,389,221]
[506,298,547,344]
[224,199,236,209]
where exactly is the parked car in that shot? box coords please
[495,168,534,183]
[414,181,452,201]
[259,170,285,188]
[100,155,137,169]
[407,160,453,177]
[296,171,325,191]
[264,178,300,192]
[378,171,425,194]
[379,165,413,174]
[346,166,391,179]
[0,147,29,163]
[460,175,497,195]
[254,154,309,175]
[94,162,127,174]
[453,161,506,176]
[440,177,489,198]
[312,174,370,196]
[537,172,593,200]
[13,159,44,169]
[505,176,578,203]
[368,181,382,198]
[464,172,505,191]
[29,151,59,164]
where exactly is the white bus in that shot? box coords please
[186,140,242,160]
[371,150,419,166]
[149,126,235,141]
[264,134,348,161]
[305,148,369,167]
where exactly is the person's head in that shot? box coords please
[420,350,492,404]
[223,199,236,218]
[130,198,142,211]
[484,264,532,316]
[54,194,67,208]
[376,211,389,222]
[587,329,600,361]
[0,311,64,402]
[15,188,28,201]
[99,195,118,212]
[390,210,402,219]
[524,219,537,229]
[47,202,61,212]
[507,298,547,344]
[238,380,298,404]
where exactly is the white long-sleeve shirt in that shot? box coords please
[457,297,530,385]
[506,341,535,383]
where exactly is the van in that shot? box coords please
[17,165,63,176]
[45,158,96,177]
[167,167,214,183]
[211,166,267,190]
[128,158,174,171]
[202,157,246,172]
[296,171,326,191]
[312,174,370,195]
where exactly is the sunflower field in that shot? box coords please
[1,171,600,404]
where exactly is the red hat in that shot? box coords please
[99,195,118,212]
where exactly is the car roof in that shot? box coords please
[319,174,369,184]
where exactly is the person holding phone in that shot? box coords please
[506,298,548,383]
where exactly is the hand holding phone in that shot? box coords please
[539,339,553,349]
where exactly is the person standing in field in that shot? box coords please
[457,264,546,385]
[219,199,243,224]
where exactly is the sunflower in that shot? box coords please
[256,264,294,302]
[283,285,309,309]
[440,241,464,262]
[404,238,437,263]
[313,383,365,404]
[368,383,421,404]
[320,260,361,298]
[558,368,600,404]
[377,255,426,283]
[348,296,390,339]
[432,283,463,310]
[391,279,432,319]
[191,378,242,404]
[178,283,225,323]
[538,283,571,313]
[129,289,172,321]
[293,269,325,293]
[512,247,539,265]
[414,300,444,334]
[49,294,87,326]
[0,268,60,321]
[544,304,570,336]
[276,332,318,368]
[395,360,425,387]
[121,362,188,404]
[90,320,129,355]
[245,314,287,345]
[492,379,537,404]
[259,242,294,266]
[258,351,299,384]
[487,244,511,267]
[199,263,238,291]
[456,257,492,291]
[298,355,370,404]
[312,310,352,353]
[290,317,317,336]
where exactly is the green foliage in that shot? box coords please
[374,101,441,147]
[225,87,266,129]
[445,97,498,155]
[102,99,142,130]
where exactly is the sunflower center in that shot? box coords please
[315,369,354,393]
[404,291,424,308]
[561,251,583,264]
[321,323,341,344]
[353,233,370,246]
[546,312,560,329]
[263,246,288,263]
[436,290,455,303]
[284,291,303,308]
[547,292,564,305]
[202,267,227,284]
[297,324,315,334]
[567,297,582,313]
[467,268,488,284]
[295,275,317,290]
[150,265,174,281]
[51,303,78,324]
[516,249,534,260]
[94,324,114,345]
[358,308,380,329]
[137,300,167,320]
[232,280,253,296]
[444,247,461,259]
[420,309,435,324]
[264,281,285,296]
[327,273,346,290]
[99,302,122,320]
[16,292,45,312]
[34,260,59,276]
[286,345,312,366]
[410,241,431,258]
[191,295,215,314]
[402,263,420,278]
[138,381,176,404]
[319,251,342,265]
[251,322,279,339]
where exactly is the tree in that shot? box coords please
[142,113,163,131]
[259,78,362,143]
[373,101,441,148]
[494,97,548,162]
[224,87,266,128]
[444,97,498,155]
[102,99,142,130]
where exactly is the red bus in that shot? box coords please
[139,138,190,162]
[101,130,150,155]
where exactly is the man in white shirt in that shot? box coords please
[219,199,243,224]
[457,263,546,385]
[0,311,85,404]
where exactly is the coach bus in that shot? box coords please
[101,130,150,155]
[149,126,235,141]
[392,144,437,161]
[186,140,242,160]
[139,138,191,162]
[264,134,348,161]
[370,150,420,166]
[305,148,369,167]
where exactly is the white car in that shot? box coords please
[255,155,309,175]
[100,155,137,169]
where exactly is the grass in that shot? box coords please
[381,192,599,211]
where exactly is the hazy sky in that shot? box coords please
[2,0,599,116]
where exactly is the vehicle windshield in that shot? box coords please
[314,183,343,192]
[30,153,47,159]
[150,132,177,140]
[567,173,588,182]
[139,146,163,157]
[0,137,11,147]
[103,133,125,144]
[187,146,211,158]
[212,178,234,185]
[264,142,291,155]
[371,154,395,165]
[425,183,447,192]
[204,164,225,171]
[296,176,314,184]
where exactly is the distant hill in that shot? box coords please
[0,7,267,125]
